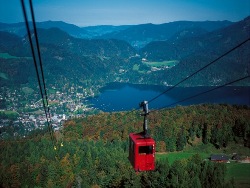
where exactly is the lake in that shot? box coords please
[88,83,250,112]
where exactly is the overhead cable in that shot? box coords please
[147,37,250,104]
[20,0,56,147]
[152,75,250,112]
[29,0,51,117]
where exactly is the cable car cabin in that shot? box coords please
[129,132,155,171]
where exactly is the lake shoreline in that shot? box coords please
[86,83,250,112]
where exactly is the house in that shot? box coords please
[232,153,241,161]
[239,157,250,163]
[210,154,230,163]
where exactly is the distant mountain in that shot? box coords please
[0,17,249,89]
[0,28,137,88]
[0,21,90,38]
[141,16,250,61]
[36,28,136,58]
[0,31,22,50]
[98,21,233,48]
[36,21,90,38]
[0,22,27,37]
[83,25,132,37]
[0,21,133,39]
[169,27,209,41]
[141,16,250,86]
[0,31,29,56]
[0,20,232,48]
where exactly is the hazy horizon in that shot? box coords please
[1,17,249,28]
[0,0,250,27]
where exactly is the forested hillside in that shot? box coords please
[0,17,249,90]
[0,2,249,187]
[98,20,232,48]
[141,16,250,61]
[0,28,138,88]
[0,21,90,38]
[141,16,250,86]
[0,104,249,187]
[64,104,250,150]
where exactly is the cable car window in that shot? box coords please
[139,145,153,155]
[130,139,134,153]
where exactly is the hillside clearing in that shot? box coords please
[0,52,31,59]
[0,72,8,80]
[143,60,179,68]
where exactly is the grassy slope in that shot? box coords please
[0,52,19,59]
[156,152,209,164]
[226,162,250,188]
[22,87,34,95]
[0,52,31,59]
[143,60,179,67]
[0,72,8,80]
[0,110,19,119]
[156,143,250,188]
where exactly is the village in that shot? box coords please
[0,83,99,139]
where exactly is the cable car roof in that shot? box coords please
[129,133,155,144]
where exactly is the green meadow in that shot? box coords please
[0,72,8,80]
[0,52,19,59]
[0,52,31,59]
[226,162,250,188]
[156,144,250,188]
[143,60,179,68]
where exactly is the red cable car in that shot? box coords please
[129,101,155,171]
[129,133,155,171]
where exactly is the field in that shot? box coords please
[132,64,146,73]
[0,110,19,119]
[48,100,60,107]
[0,110,19,116]
[143,60,179,68]
[0,52,19,59]
[22,87,34,95]
[156,151,209,164]
[0,52,31,59]
[48,88,57,94]
[132,64,140,71]
[226,162,250,188]
[156,144,250,188]
[0,72,8,80]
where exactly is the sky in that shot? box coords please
[0,0,249,26]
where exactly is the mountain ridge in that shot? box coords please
[97,20,233,48]
[140,16,250,86]
[0,20,233,48]
[0,17,249,89]
[141,16,250,61]
[0,28,138,88]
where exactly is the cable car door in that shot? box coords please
[138,145,154,171]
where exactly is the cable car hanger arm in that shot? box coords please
[140,101,149,137]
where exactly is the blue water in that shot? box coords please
[88,83,250,112]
